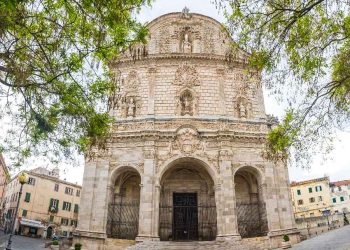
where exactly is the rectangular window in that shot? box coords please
[61,218,69,225]
[54,184,59,192]
[318,196,323,201]
[338,186,342,191]
[71,220,77,226]
[62,201,72,211]
[309,197,315,203]
[24,192,31,202]
[74,204,79,213]
[297,190,301,195]
[22,209,27,217]
[76,190,80,197]
[28,177,36,185]
[340,196,345,202]
[49,198,59,212]
[333,197,337,203]
[65,187,73,195]
[49,215,54,222]
[298,199,303,205]
[63,231,67,237]
[308,187,313,193]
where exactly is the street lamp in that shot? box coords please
[6,172,28,250]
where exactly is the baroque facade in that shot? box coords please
[75,10,299,249]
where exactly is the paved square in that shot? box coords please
[0,234,45,250]
[291,225,350,250]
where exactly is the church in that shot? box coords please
[74,9,300,249]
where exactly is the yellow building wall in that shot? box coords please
[3,171,81,236]
[291,178,333,218]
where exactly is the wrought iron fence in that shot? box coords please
[159,204,217,241]
[106,201,139,240]
[236,202,268,238]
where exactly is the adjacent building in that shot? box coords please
[291,177,333,218]
[330,179,350,213]
[0,154,10,222]
[1,167,81,238]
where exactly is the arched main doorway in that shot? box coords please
[106,167,141,240]
[159,158,217,241]
[234,166,268,238]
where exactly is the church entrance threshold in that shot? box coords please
[173,193,198,240]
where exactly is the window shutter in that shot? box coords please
[56,200,59,211]
[68,203,71,211]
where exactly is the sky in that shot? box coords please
[3,0,350,185]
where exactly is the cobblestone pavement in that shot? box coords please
[292,225,350,250]
[0,234,46,250]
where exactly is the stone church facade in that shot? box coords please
[75,10,299,249]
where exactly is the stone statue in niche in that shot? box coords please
[182,32,192,53]
[234,96,252,119]
[180,90,193,116]
[127,97,135,118]
[239,102,247,118]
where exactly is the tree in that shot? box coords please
[0,0,151,166]
[219,0,350,166]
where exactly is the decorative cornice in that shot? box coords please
[110,53,248,67]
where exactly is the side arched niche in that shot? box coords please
[106,166,141,240]
[234,166,268,238]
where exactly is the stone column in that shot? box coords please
[90,157,110,232]
[147,68,157,115]
[75,151,110,250]
[216,68,227,116]
[136,145,160,241]
[76,159,97,232]
[215,149,240,240]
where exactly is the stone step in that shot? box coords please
[125,240,270,250]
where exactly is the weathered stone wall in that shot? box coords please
[75,11,299,250]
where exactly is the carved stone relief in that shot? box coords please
[203,27,215,54]
[110,71,142,119]
[219,149,234,161]
[173,64,200,87]
[233,96,253,119]
[158,26,171,54]
[175,88,199,116]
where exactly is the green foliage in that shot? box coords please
[74,243,82,250]
[0,0,152,165]
[52,240,59,245]
[283,234,290,242]
[220,0,350,165]
[264,111,299,162]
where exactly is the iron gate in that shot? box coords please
[159,193,217,241]
[106,201,139,239]
[236,202,268,238]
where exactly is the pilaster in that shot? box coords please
[215,150,240,240]
[147,68,157,115]
[136,144,160,241]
